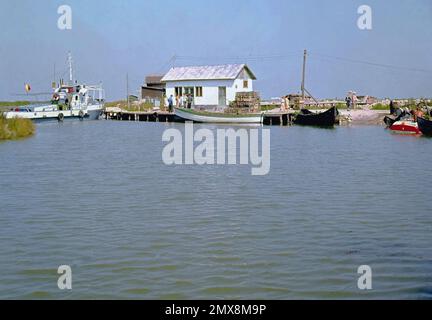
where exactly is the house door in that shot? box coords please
[184,87,194,106]
[184,87,194,97]
[218,87,226,106]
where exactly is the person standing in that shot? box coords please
[345,96,352,111]
[389,100,395,115]
[187,94,192,109]
[179,95,184,108]
[168,94,174,113]
[414,106,424,121]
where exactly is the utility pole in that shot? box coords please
[126,73,130,110]
[301,49,307,100]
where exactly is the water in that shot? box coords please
[0,120,431,299]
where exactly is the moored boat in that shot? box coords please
[389,120,421,135]
[174,107,263,124]
[2,53,104,122]
[293,106,338,126]
[5,105,88,121]
[383,108,411,127]
[417,116,432,136]
[383,115,397,127]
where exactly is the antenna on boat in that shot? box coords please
[68,51,73,84]
[53,63,56,88]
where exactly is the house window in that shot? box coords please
[175,87,183,97]
[195,86,203,97]
[243,80,248,88]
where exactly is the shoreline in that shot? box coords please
[340,109,388,125]
[266,107,389,125]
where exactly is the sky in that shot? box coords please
[0,0,431,101]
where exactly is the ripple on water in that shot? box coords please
[0,123,431,299]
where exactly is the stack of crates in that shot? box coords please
[227,92,261,113]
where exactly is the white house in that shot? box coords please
[161,64,256,107]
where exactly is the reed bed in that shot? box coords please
[0,115,35,140]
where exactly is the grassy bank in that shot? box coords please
[0,101,31,107]
[105,100,158,112]
[0,115,35,141]
[371,103,390,110]
[0,101,31,112]
[260,105,279,111]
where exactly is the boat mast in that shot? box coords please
[68,52,73,84]
[53,63,56,88]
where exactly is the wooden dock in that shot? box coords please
[104,110,294,126]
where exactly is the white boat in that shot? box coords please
[3,53,104,121]
[174,107,263,124]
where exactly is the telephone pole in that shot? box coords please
[126,73,130,110]
[301,49,307,100]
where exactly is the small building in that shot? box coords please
[141,75,165,102]
[356,95,378,106]
[161,64,256,107]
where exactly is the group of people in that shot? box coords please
[167,94,193,113]
[345,95,357,110]
[390,100,431,121]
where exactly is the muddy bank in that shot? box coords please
[267,107,389,125]
[340,109,388,125]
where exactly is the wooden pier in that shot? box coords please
[104,110,294,126]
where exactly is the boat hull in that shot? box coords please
[417,116,432,136]
[389,120,421,135]
[4,106,102,121]
[383,115,397,127]
[174,108,263,124]
[293,107,338,126]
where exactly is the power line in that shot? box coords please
[175,51,301,62]
[170,51,432,75]
[309,52,432,74]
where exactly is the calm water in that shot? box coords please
[0,120,431,299]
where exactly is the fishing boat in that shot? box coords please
[3,53,104,122]
[389,120,421,135]
[4,84,104,121]
[417,116,432,136]
[174,107,263,124]
[383,109,411,127]
[293,106,338,126]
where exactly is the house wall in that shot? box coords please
[165,73,253,106]
[141,87,164,100]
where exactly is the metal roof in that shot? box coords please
[161,64,256,82]
[145,75,164,85]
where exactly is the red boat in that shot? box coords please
[389,120,421,135]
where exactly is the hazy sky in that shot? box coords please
[0,0,431,101]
